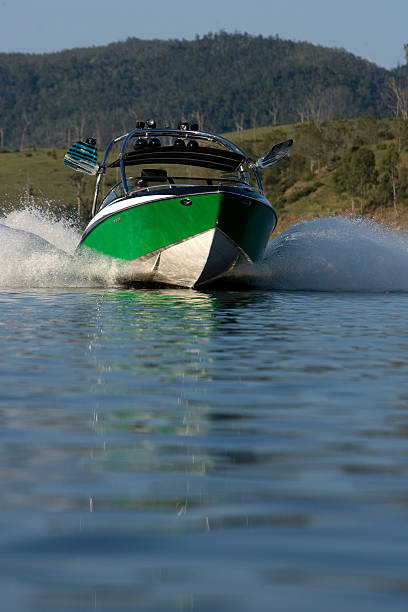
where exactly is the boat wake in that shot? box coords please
[228,216,408,292]
[1,206,408,292]
[0,206,123,288]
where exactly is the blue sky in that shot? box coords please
[1,0,407,69]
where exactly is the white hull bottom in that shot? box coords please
[116,228,249,288]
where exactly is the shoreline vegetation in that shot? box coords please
[1,116,408,233]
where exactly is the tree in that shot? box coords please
[70,172,86,217]
[380,145,400,213]
[332,147,378,213]
[295,123,328,174]
[20,114,32,150]
[388,78,408,121]
[268,94,280,125]
[386,45,408,150]
[397,167,408,207]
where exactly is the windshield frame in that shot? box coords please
[92,128,263,216]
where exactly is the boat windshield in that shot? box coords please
[98,166,253,212]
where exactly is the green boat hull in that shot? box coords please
[78,189,277,287]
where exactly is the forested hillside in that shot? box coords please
[1,32,407,149]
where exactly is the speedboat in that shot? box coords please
[64,121,292,288]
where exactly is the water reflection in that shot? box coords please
[87,287,280,378]
[85,288,299,530]
[2,289,408,611]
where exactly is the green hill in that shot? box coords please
[1,32,406,149]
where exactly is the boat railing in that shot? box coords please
[92,128,263,216]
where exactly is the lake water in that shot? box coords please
[1,207,408,611]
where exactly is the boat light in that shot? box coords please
[133,138,147,149]
[147,137,161,147]
[178,122,190,130]
[146,120,156,129]
[174,138,186,147]
[136,121,145,129]
[187,140,199,149]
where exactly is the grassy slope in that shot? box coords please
[1,119,407,232]
[225,120,408,233]
[0,148,95,218]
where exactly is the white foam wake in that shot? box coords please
[0,206,123,288]
[230,216,408,292]
[1,206,408,292]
